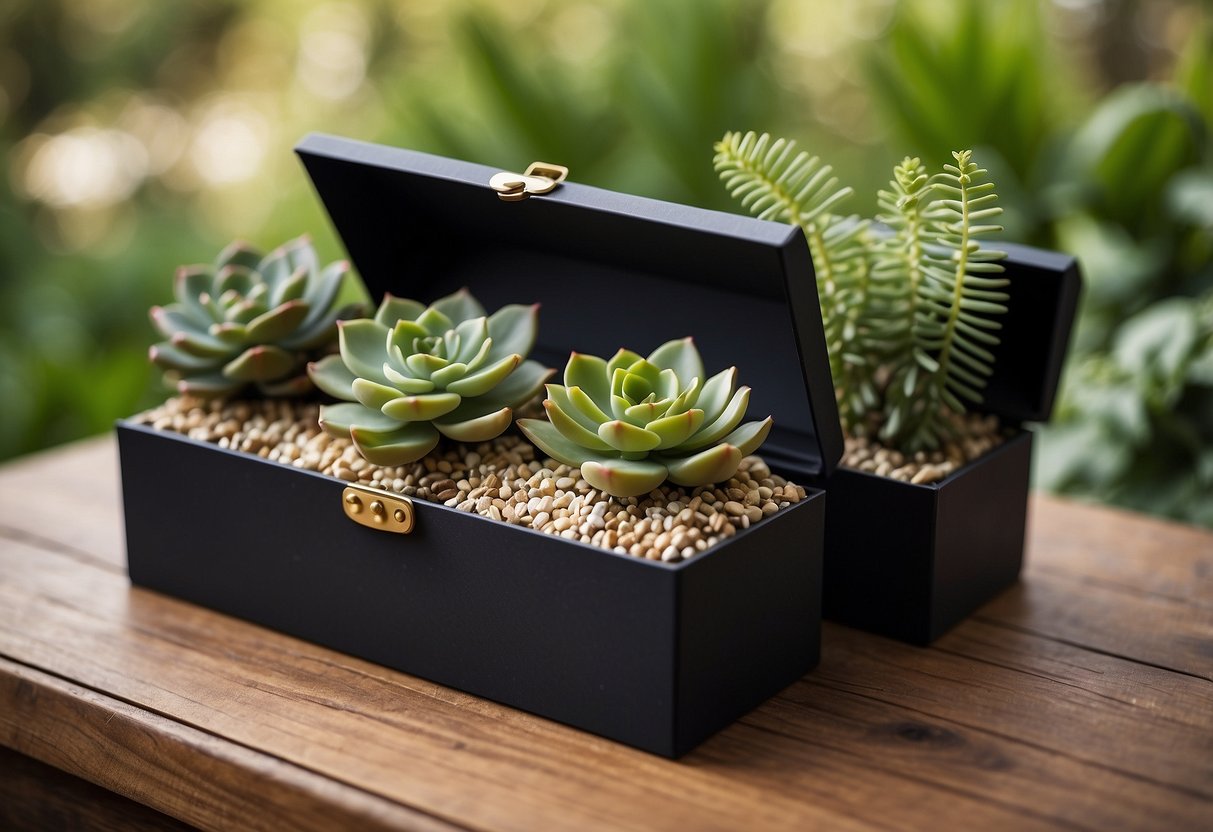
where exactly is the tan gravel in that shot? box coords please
[842,411,1007,485]
[136,396,809,562]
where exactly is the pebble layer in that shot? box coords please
[842,412,1006,484]
[137,397,809,563]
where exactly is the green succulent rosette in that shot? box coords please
[517,337,773,498]
[148,236,364,398]
[308,289,552,466]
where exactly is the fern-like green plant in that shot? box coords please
[715,134,1008,454]
[713,131,879,432]
[895,151,1008,448]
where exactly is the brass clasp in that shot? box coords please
[489,161,568,202]
[342,485,414,534]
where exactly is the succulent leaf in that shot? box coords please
[175,267,213,323]
[222,345,297,382]
[381,392,462,422]
[647,337,705,390]
[479,359,552,406]
[519,338,773,497]
[339,320,392,383]
[374,293,426,328]
[597,420,662,453]
[695,367,737,422]
[431,287,486,323]
[546,385,600,431]
[581,459,669,499]
[270,265,310,307]
[390,320,429,353]
[318,401,400,438]
[567,385,612,423]
[625,358,663,389]
[215,264,256,298]
[680,386,752,451]
[606,348,644,377]
[453,317,491,363]
[416,307,454,336]
[486,304,539,363]
[717,416,774,457]
[430,362,470,388]
[382,363,436,392]
[656,368,681,400]
[352,377,402,410]
[647,409,706,450]
[176,371,241,397]
[245,300,310,343]
[351,422,441,467]
[545,400,614,450]
[446,354,520,396]
[669,376,703,414]
[216,240,263,272]
[310,290,551,466]
[661,443,743,487]
[405,352,448,378]
[170,330,237,359]
[621,372,653,402]
[149,236,365,398]
[151,306,196,339]
[517,418,615,468]
[565,353,612,408]
[149,343,217,372]
[434,406,514,442]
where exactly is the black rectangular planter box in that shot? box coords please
[118,135,845,757]
[119,421,824,757]
[820,244,1081,644]
[822,431,1032,644]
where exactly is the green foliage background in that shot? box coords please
[1,0,1210,525]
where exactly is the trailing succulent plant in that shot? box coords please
[714,131,1007,452]
[516,338,773,498]
[149,236,364,398]
[308,289,552,465]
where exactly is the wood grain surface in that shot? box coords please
[0,436,1210,831]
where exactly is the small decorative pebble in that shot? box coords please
[841,411,1007,485]
[137,396,810,563]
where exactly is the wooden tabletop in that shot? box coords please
[0,436,1210,831]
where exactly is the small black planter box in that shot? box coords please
[118,135,845,757]
[821,245,1081,644]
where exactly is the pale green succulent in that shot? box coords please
[517,338,773,498]
[148,236,364,398]
[308,289,552,466]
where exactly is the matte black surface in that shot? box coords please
[821,432,1033,644]
[119,422,825,757]
[675,496,822,755]
[294,133,844,479]
[984,243,1082,424]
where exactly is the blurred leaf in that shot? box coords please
[1053,214,1166,304]
[1111,297,1198,381]
[1175,12,1213,129]
[1061,84,1205,231]
[614,0,784,207]
[865,0,1057,182]
[1167,168,1213,229]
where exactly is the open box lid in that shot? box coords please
[296,134,845,479]
[983,242,1081,424]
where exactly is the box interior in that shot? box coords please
[295,134,845,482]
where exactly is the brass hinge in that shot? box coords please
[489,161,568,202]
[342,485,415,534]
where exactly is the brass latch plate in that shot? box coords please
[342,485,415,534]
[489,161,568,202]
